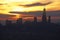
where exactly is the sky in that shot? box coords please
[0,0,60,21]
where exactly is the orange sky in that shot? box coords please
[0,0,60,13]
[0,0,60,20]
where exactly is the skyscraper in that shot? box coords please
[16,18,23,25]
[48,16,51,23]
[42,8,47,23]
[34,16,37,23]
[6,20,12,25]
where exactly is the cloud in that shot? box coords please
[0,14,16,18]
[19,2,52,7]
[0,4,3,5]
[9,10,60,16]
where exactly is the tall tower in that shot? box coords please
[34,16,37,23]
[48,16,51,23]
[42,8,47,23]
[16,18,23,25]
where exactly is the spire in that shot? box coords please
[42,8,47,23]
[43,8,46,15]
[44,8,45,11]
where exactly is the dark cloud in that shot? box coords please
[0,14,16,18]
[18,2,52,7]
[0,4,3,5]
[9,10,60,16]
[0,3,5,5]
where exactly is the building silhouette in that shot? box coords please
[6,20,12,25]
[1,6,60,40]
[34,17,37,23]
[16,18,23,25]
[48,16,51,23]
[42,8,47,23]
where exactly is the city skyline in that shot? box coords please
[0,0,60,24]
[0,0,60,40]
[0,8,60,25]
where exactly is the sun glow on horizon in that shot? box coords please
[0,0,60,20]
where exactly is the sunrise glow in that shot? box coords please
[0,0,60,13]
[0,0,60,20]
